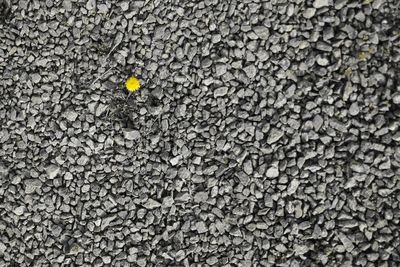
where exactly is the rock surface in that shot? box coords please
[0,0,399,266]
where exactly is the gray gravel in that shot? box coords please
[1,0,400,266]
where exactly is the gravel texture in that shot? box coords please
[1,0,400,266]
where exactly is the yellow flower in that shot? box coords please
[125,76,141,92]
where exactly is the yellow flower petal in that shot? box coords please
[125,76,141,92]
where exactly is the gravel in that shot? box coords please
[303,8,316,18]
[313,0,331,9]
[287,179,300,195]
[123,129,141,140]
[214,86,228,97]
[1,0,400,266]
[267,128,284,144]
[45,165,60,179]
[266,166,279,178]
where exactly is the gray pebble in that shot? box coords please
[330,119,348,133]
[243,160,253,175]
[64,111,78,122]
[144,199,161,209]
[350,162,365,173]
[13,206,25,216]
[338,233,354,252]
[393,94,400,105]
[266,166,279,178]
[96,103,107,117]
[194,192,208,203]
[124,130,141,141]
[170,155,181,166]
[267,128,284,144]
[214,87,228,97]
[45,164,60,179]
[349,102,359,116]
[175,105,186,117]
[313,115,324,131]
[119,1,129,11]
[243,64,257,79]
[206,256,219,265]
[31,73,42,84]
[287,179,300,195]
[316,56,329,66]
[313,0,330,8]
[372,0,384,9]
[77,155,89,165]
[280,58,291,70]
[294,244,310,256]
[24,179,42,194]
[86,0,96,10]
[64,172,73,180]
[303,8,316,19]
[196,221,208,234]
[0,242,6,255]
[253,26,269,40]
[215,63,227,76]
